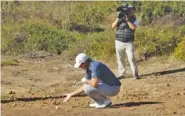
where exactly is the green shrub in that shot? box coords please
[24,24,75,54]
[1,23,28,55]
[1,1,185,62]
[135,26,181,58]
[1,23,76,55]
[173,38,185,61]
[1,58,19,66]
[69,2,117,29]
[131,1,185,25]
[68,29,115,60]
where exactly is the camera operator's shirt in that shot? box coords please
[133,19,139,27]
[85,61,121,86]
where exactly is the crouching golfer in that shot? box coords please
[63,53,121,108]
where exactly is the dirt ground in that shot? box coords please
[1,55,185,116]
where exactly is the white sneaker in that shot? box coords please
[95,98,112,109]
[89,102,98,107]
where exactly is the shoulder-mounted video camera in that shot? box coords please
[116,3,132,20]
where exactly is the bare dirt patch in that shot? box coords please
[1,56,185,116]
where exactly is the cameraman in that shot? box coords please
[112,4,140,79]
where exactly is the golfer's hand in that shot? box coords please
[81,77,86,84]
[63,93,72,103]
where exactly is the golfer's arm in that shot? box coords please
[69,86,84,96]
[86,78,99,88]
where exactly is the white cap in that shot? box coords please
[128,5,133,8]
[74,53,89,68]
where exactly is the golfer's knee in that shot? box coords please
[83,84,97,95]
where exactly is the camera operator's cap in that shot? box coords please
[128,5,134,8]
[74,53,89,68]
[128,5,136,11]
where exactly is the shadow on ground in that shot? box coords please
[1,94,86,104]
[140,67,185,77]
[110,101,163,108]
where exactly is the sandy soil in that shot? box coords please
[1,56,185,116]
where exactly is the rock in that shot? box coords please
[52,100,57,105]
[51,100,59,105]
[166,84,170,87]
[9,91,16,94]
[28,90,31,94]
[21,104,25,107]
[12,103,16,106]
[73,80,78,85]
[53,67,60,71]
[55,106,59,110]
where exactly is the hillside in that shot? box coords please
[1,1,185,61]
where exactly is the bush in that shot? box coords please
[173,38,185,61]
[69,2,117,29]
[1,1,185,62]
[1,23,27,55]
[1,58,19,66]
[132,1,185,25]
[24,24,75,54]
[2,23,76,55]
[68,29,115,60]
[135,26,182,58]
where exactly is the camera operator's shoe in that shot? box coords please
[133,74,140,80]
[117,75,126,80]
